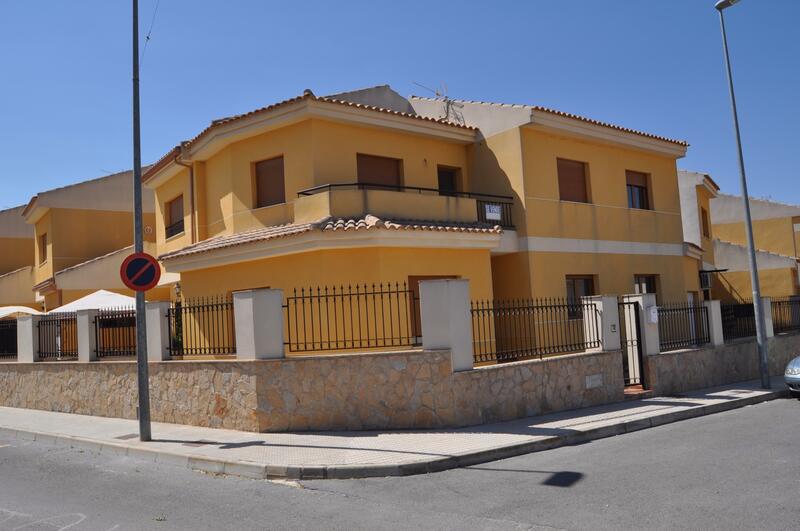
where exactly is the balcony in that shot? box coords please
[295,182,514,229]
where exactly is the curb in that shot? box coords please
[0,388,787,481]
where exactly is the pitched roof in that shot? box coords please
[410,95,689,147]
[159,215,501,261]
[143,89,475,183]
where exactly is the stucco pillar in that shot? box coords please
[703,300,724,347]
[420,279,473,372]
[17,315,41,363]
[761,297,774,339]
[233,289,284,359]
[622,293,660,355]
[145,301,171,361]
[582,295,620,352]
[77,309,99,362]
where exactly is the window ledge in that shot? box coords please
[165,231,186,243]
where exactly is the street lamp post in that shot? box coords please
[132,0,152,440]
[715,0,771,389]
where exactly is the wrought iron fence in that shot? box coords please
[471,298,601,364]
[0,319,17,359]
[657,303,710,352]
[167,296,236,357]
[38,313,78,360]
[772,298,800,334]
[721,301,756,341]
[283,283,421,353]
[95,307,136,358]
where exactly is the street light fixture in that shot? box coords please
[715,0,771,389]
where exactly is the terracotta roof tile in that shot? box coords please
[143,90,475,183]
[159,223,316,261]
[410,95,689,147]
[160,215,501,261]
[320,215,502,234]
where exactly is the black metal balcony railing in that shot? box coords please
[297,182,515,229]
[165,219,185,239]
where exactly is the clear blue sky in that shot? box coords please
[1,0,797,210]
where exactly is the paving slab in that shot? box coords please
[0,378,787,480]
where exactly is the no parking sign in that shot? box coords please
[120,253,161,292]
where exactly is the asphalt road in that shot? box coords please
[1,398,798,531]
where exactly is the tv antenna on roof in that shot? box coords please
[412,81,465,125]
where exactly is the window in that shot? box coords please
[357,154,402,189]
[39,233,47,265]
[254,156,286,208]
[437,167,460,196]
[165,195,184,238]
[626,170,651,210]
[566,275,595,318]
[557,158,589,203]
[701,207,711,238]
[634,275,659,297]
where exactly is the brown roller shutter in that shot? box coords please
[557,158,589,203]
[625,170,648,187]
[357,154,402,188]
[255,156,286,208]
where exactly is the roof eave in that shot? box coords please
[527,110,688,158]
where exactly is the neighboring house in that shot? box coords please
[711,193,800,260]
[0,206,35,275]
[143,88,503,302]
[710,193,800,300]
[0,206,37,308]
[677,170,720,300]
[411,93,694,303]
[21,170,164,310]
[712,239,800,300]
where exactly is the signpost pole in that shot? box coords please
[132,0,152,441]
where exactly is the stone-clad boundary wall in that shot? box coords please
[0,350,623,433]
[646,332,800,396]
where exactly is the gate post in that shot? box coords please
[419,279,473,372]
[77,309,99,362]
[17,315,41,363]
[622,293,660,355]
[703,300,724,347]
[145,301,171,361]
[761,297,774,339]
[582,295,620,352]
[233,289,284,359]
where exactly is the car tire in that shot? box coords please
[790,389,800,399]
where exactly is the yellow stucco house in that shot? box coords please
[678,170,721,301]
[142,85,710,308]
[21,170,172,310]
[0,206,37,308]
[709,193,800,300]
[411,93,696,304]
[144,88,502,303]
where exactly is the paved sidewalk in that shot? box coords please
[0,378,787,480]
